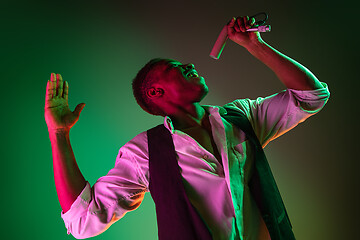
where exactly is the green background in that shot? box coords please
[1,0,358,239]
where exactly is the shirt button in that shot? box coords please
[203,154,208,160]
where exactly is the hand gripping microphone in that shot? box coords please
[210,12,271,60]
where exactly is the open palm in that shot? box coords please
[45,73,85,131]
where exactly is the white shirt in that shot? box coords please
[61,83,330,239]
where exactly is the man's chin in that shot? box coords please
[198,85,209,102]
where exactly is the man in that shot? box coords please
[45,16,330,239]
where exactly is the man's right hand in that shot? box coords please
[45,73,85,132]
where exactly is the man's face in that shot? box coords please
[150,59,209,104]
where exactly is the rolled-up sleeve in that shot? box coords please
[226,82,330,147]
[61,132,150,239]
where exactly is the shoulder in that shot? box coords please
[223,98,261,120]
[118,130,149,161]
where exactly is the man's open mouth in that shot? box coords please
[186,70,199,78]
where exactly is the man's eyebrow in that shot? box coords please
[165,61,182,71]
[169,61,182,66]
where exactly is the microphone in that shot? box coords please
[210,13,271,60]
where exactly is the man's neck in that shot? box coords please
[169,103,207,130]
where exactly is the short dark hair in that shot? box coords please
[132,58,167,116]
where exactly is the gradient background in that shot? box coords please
[1,0,358,239]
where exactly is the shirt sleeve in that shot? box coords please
[61,131,150,239]
[225,82,330,147]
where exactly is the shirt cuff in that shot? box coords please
[288,82,330,99]
[288,82,330,112]
[61,182,92,232]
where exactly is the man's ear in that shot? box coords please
[146,87,164,99]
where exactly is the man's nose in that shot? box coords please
[184,64,195,70]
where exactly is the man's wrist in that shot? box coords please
[244,38,267,54]
[48,127,70,138]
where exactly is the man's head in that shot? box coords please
[132,58,208,116]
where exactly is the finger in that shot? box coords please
[45,80,51,102]
[50,72,55,82]
[244,16,251,29]
[64,80,69,102]
[50,73,56,98]
[237,17,246,32]
[234,18,241,32]
[73,103,86,118]
[48,73,55,98]
[234,17,242,32]
[227,17,236,36]
[249,17,255,26]
[57,74,64,97]
[227,17,236,35]
[227,17,236,27]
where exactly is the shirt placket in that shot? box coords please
[228,143,246,239]
[212,112,248,239]
[222,124,247,239]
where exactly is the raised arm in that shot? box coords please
[227,16,324,90]
[45,73,86,213]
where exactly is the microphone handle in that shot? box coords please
[209,25,228,60]
[247,25,271,32]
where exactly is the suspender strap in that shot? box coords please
[147,124,212,240]
[223,107,295,240]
